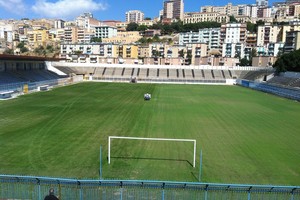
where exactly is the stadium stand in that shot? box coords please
[203,70,213,79]
[194,69,204,80]
[267,76,300,87]
[223,70,232,79]
[159,68,168,78]
[185,69,194,79]
[149,68,157,78]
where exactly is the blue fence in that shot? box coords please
[237,79,300,101]
[0,175,299,200]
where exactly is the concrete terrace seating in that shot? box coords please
[289,78,300,87]
[203,70,213,80]
[123,68,134,78]
[93,67,105,76]
[184,69,194,79]
[102,67,115,78]
[212,70,223,80]
[242,70,273,81]
[267,76,298,87]
[223,70,232,79]
[113,68,124,78]
[168,68,178,79]
[159,68,168,78]
[56,67,77,75]
[138,68,148,79]
[149,68,158,78]
[255,82,300,100]
[234,70,249,79]
[194,69,204,80]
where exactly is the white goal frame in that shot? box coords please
[108,136,197,167]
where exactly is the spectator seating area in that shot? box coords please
[55,66,263,81]
[267,76,300,88]
[0,69,64,85]
[254,82,300,100]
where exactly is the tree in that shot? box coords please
[126,22,139,31]
[20,46,29,53]
[137,25,148,31]
[273,49,300,72]
[144,17,151,20]
[240,57,251,66]
[246,22,256,33]
[34,45,46,56]
[90,37,102,43]
[17,41,25,49]
[229,15,238,23]
[3,48,14,55]
[46,45,54,53]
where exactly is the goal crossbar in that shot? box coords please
[108,136,196,167]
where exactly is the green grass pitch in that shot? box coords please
[0,82,299,185]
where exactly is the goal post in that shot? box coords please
[108,136,197,167]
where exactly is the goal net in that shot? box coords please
[108,136,197,167]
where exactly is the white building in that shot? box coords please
[125,10,145,22]
[256,0,268,7]
[54,20,65,29]
[75,12,102,31]
[179,28,221,51]
[0,23,14,43]
[95,26,117,39]
[223,43,245,58]
[221,23,247,58]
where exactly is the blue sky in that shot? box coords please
[0,0,277,21]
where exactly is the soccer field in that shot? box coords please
[0,82,299,185]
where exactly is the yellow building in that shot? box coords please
[27,29,51,48]
[102,31,142,44]
[116,44,139,59]
[184,12,229,24]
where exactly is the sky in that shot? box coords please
[0,0,277,21]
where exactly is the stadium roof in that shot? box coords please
[0,54,60,61]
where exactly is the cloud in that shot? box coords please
[31,0,108,19]
[0,0,27,14]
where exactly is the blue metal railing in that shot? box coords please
[0,174,299,200]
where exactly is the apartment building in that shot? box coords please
[163,0,184,20]
[148,43,208,65]
[284,31,300,53]
[27,29,52,48]
[117,44,139,59]
[246,33,257,47]
[102,31,142,44]
[201,3,238,16]
[281,21,300,43]
[183,12,229,24]
[179,28,221,51]
[289,3,300,17]
[63,27,93,44]
[0,23,14,43]
[94,26,117,39]
[125,10,144,22]
[257,23,281,46]
[257,7,272,18]
[256,0,268,7]
[54,20,65,29]
[75,12,102,31]
[60,43,139,63]
[220,23,247,58]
